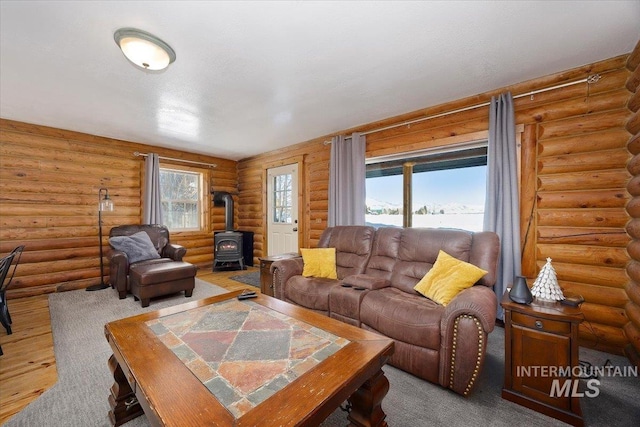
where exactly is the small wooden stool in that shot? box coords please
[129,262,197,307]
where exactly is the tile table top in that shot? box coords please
[146,298,349,418]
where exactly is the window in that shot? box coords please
[160,167,204,231]
[272,173,293,223]
[366,144,487,231]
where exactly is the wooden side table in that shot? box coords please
[258,253,300,296]
[501,291,584,427]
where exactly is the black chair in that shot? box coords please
[0,246,25,342]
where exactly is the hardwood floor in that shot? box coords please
[0,267,258,424]
[0,295,56,424]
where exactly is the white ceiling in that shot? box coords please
[1,1,639,161]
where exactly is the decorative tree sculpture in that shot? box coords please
[531,257,565,301]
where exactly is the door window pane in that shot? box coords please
[272,173,292,224]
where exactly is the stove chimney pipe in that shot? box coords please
[212,191,234,231]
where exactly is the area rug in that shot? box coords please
[3,279,228,427]
[5,282,639,426]
[229,271,261,288]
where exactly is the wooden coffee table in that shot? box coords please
[104,290,394,426]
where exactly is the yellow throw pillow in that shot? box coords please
[414,250,487,306]
[300,248,338,279]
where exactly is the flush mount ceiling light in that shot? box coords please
[114,28,176,71]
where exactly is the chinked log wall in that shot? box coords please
[624,40,640,367]
[238,53,636,356]
[0,119,237,298]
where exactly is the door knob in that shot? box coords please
[292,228,298,232]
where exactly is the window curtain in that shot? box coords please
[143,153,163,225]
[328,132,366,226]
[484,92,521,320]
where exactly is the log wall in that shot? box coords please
[624,40,640,368]
[238,54,635,355]
[1,52,636,356]
[0,119,237,297]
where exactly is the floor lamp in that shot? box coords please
[87,188,114,291]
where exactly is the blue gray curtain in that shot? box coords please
[328,132,366,226]
[484,92,521,320]
[143,153,163,225]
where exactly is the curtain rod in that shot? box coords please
[324,74,601,144]
[133,151,217,168]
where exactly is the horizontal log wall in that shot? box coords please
[624,39,640,368]
[0,119,237,297]
[238,54,635,355]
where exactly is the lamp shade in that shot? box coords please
[99,198,114,212]
[509,275,533,304]
[114,28,176,71]
[99,189,114,212]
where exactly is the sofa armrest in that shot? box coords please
[109,250,129,298]
[342,274,391,290]
[163,243,186,261]
[439,285,497,396]
[270,258,304,300]
[441,286,497,333]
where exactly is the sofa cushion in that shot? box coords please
[285,275,340,312]
[414,250,487,306]
[318,226,375,279]
[109,231,161,264]
[363,227,402,280]
[360,287,443,350]
[390,228,474,293]
[300,248,338,279]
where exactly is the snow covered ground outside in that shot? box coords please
[366,213,484,232]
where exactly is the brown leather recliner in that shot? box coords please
[108,224,189,300]
[271,226,500,396]
[277,226,376,315]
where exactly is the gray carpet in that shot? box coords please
[4,279,228,427]
[229,271,261,288]
[4,282,639,427]
[322,332,640,427]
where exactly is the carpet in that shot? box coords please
[229,271,261,288]
[5,283,639,426]
[4,279,228,427]
[321,333,640,427]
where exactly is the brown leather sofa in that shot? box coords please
[108,224,196,306]
[271,225,500,396]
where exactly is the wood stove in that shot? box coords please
[214,232,244,270]
[212,191,245,270]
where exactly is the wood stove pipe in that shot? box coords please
[212,191,234,231]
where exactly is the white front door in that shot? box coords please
[267,163,299,256]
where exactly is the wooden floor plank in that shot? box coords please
[0,267,256,424]
[0,364,58,423]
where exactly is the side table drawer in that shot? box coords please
[512,312,570,335]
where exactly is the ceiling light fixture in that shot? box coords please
[114,28,176,71]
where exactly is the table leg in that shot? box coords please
[108,354,144,426]
[347,369,390,427]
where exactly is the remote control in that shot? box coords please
[560,295,584,307]
[237,293,258,300]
